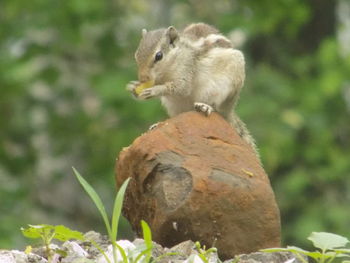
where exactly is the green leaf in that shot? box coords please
[72,167,112,238]
[305,251,324,259]
[286,246,327,260]
[22,224,85,243]
[111,177,131,243]
[53,225,84,241]
[21,224,53,239]
[307,232,349,251]
[53,249,68,257]
[333,248,350,254]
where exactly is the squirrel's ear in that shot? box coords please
[166,26,179,45]
[142,29,147,37]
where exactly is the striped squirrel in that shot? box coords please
[127,23,258,157]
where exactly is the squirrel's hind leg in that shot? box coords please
[194,102,214,116]
[148,122,160,130]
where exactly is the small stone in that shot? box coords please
[96,240,139,263]
[61,241,88,263]
[184,254,205,263]
[0,250,47,263]
[0,251,17,263]
[132,238,165,259]
[83,231,109,247]
[9,251,28,263]
[116,111,281,260]
[82,231,110,258]
[70,258,95,263]
[233,251,306,263]
[27,253,47,263]
[168,240,196,258]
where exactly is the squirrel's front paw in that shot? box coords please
[194,102,214,116]
[126,80,141,97]
[138,85,165,100]
[138,88,154,100]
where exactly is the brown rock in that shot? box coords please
[115,111,281,260]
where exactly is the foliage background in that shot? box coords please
[1,0,349,250]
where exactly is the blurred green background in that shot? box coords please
[1,0,349,250]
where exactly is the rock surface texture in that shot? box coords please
[0,237,303,263]
[115,111,281,260]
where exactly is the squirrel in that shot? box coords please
[126,23,259,157]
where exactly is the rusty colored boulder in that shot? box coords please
[115,111,281,260]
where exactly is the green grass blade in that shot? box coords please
[141,220,153,263]
[198,253,209,263]
[111,177,131,243]
[72,167,112,237]
[115,242,129,263]
[88,239,112,263]
[133,247,152,263]
[141,220,152,249]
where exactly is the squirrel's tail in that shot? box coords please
[229,112,261,162]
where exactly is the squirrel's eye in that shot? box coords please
[154,51,163,62]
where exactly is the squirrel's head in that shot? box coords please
[135,26,180,83]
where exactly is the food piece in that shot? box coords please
[134,80,154,96]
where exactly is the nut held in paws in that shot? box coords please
[134,80,154,96]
